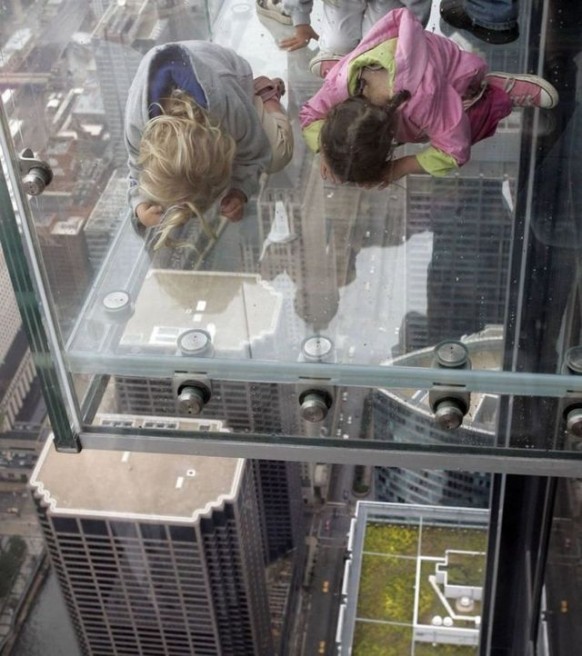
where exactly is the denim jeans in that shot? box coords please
[465,0,518,30]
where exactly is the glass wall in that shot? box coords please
[1,0,581,654]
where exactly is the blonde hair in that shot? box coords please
[138,90,236,248]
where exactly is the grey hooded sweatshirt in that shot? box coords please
[124,41,271,216]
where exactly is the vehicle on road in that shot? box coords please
[318,640,326,654]
[322,580,329,593]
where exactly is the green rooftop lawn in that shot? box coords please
[353,621,412,656]
[353,521,487,654]
[420,526,487,557]
[358,554,416,622]
[364,522,419,556]
[446,552,486,587]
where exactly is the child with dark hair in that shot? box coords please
[300,8,558,187]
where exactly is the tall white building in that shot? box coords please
[30,418,275,656]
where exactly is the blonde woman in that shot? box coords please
[124,42,293,246]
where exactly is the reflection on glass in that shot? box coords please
[1,0,582,653]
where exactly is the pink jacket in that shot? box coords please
[299,8,489,173]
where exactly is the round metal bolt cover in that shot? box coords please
[566,408,582,438]
[302,335,334,362]
[102,290,132,320]
[22,170,49,196]
[177,386,207,415]
[434,341,469,368]
[178,329,213,356]
[564,347,582,375]
[300,393,329,423]
[434,400,464,430]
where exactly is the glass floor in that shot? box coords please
[1,1,582,655]
[1,0,581,460]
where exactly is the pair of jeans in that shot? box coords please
[464,0,518,30]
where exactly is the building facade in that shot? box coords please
[30,425,274,656]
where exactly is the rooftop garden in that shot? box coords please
[445,551,486,588]
[353,520,486,654]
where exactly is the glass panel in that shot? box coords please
[1,0,582,459]
[0,1,577,371]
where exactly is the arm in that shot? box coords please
[383,155,425,184]
[299,64,351,152]
[410,83,472,175]
[199,44,273,202]
[279,0,317,50]
[223,89,272,203]
[282,0,313,28]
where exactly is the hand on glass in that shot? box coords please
[136,202,163,227]
[279,24,319,52]
[357,156,425,190]
[220,189,247,222]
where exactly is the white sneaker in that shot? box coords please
[309,51,343,79]
[256,0,292,25]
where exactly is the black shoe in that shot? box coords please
[439,0,519,45]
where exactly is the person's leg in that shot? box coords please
[253,94,294,174]
[466,84,513,144]
[363,0,431,33]
[309,0,367,77]
[440,0,519,44]
[318,0,367,54]
[465,0,517,29]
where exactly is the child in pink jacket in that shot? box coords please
[300,8,558,186]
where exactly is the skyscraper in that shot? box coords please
[30,422,275,656]
[0,248,36,432]
[373,327,502,508]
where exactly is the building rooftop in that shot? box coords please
[119,269,282,354]
[378,326,503,434]
[30,415,243,522]
[340,502,489,655]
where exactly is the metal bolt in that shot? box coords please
[300,392,329,423]
[566,408,582,438]
[102,290,133,321]
[434,400,465,430]
[177,386,207,415]
[22,169,51,196]
[302,335,334,362]
[178,329,213,357]
[434,341,469,368]
[564,347,582,375]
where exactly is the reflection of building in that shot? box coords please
[0,249,36,432]
[338,501,488,654]
[36,214,92,330]
[30,425,275,656]
[83,170,127,272]
[374,327,503,508]
[109,269,304,569]
[404,175,513,351]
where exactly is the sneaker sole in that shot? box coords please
[487,72,559,109]
[309,53,342,78]
[256,5,292,25]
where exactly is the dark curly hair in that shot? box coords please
[319,91,410,184]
